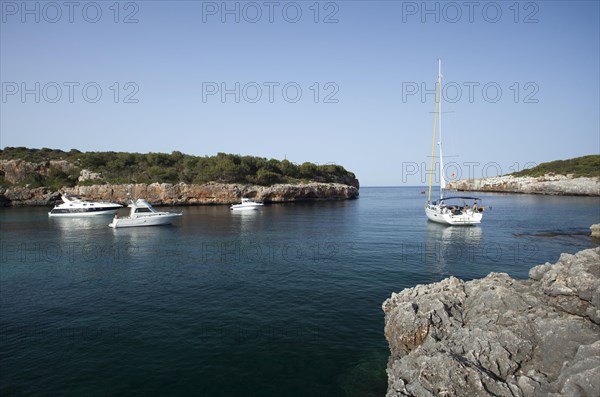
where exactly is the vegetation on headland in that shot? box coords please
[0,147,357,189]
[510,155,600,178]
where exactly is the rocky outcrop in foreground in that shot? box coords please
[382,247,600,397]
[0,182,358,206]
[447,174,599,196]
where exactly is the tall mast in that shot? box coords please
[438,59,445,200]
[427,60,442,202]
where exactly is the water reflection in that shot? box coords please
[424,223,483,277]
[49,216,111,231]
[229,208,264,237]
[104,224,185,271]
[108,222,177,242]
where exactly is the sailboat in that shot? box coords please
[424,60,484,225]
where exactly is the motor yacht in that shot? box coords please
[48,194,122,217]
[230,198,264,211]
[109,199,182,228]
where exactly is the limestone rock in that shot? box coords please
[0,186,61,206]
[382,247,600,397]
[0,182,358,206]
[446,174,599,196]
[78,169,104,182]
[0,159,73,184]
[591,224,600,238]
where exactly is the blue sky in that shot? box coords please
[1,0,599,185]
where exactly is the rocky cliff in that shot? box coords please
[446,174,599,196]
[382,247,600,397]
[0,182,359,206]
[592,224,600,239]
[0,159,75,183]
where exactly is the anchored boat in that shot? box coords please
[424,60,484,226]
[109,198,182,228]
[230,198,264,211]
[49,194,122,217]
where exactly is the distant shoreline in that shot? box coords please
[0,182,359,207]
[446,174,599,197]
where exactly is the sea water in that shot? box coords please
[1,187,599,396]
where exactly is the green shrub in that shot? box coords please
[0,147,357,187]
[511,155,600,178]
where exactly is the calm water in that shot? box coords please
[1,187,599,396]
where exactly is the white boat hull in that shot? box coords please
[425,205,482,226]
[230,199,264,210]
[230,204,262,210]
[109,213,182,228]
[49,208,120,217]
[48,194,122,217]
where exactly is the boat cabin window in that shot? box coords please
[135,207,152,213]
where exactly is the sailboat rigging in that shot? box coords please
[424,59,484,226]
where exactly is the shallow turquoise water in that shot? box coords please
[1,187,599,396]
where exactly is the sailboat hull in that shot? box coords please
[425,205,482,226]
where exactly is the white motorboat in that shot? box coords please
[424,60,484,226]
[230,198,264,211]
[48,194,122,217]
[108,199,182,228]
